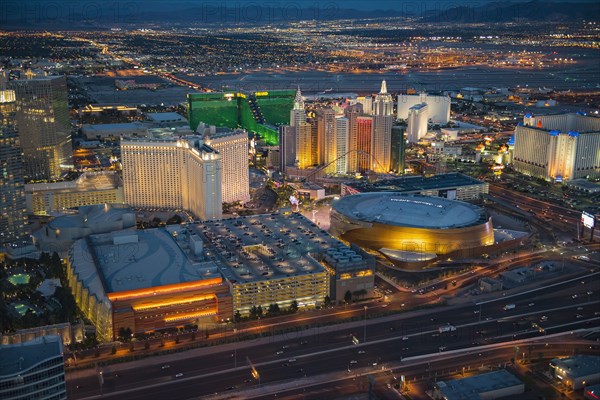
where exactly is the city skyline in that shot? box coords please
[0,3,599,400]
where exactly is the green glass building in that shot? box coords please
[187,90,296,146]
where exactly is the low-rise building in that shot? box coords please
[432,369,524,400]
[25,171,124,215]
[67,228,232,342]
[550,355,600,390]
[341,172,488,202]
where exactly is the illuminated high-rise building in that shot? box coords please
[334,117,349,174]
[513,113,600,181]
[344,103,364,173]
[289,86,306,128]
[407,103,429,144]
[11,75,71,180]
[206,129,250,204]
[0,86,28,244]
[372,81,394,173]
[316,107,336,166]
[356,96,373,115]
[121,137,222,220]
[295,122,314,169]
[356,116,373,173]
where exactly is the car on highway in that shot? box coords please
[528,303,535,307]
[288,358,297,363]
[358,350,366,354]
[540,316,548,321]
[276,350,284,355]
[402,336,409,341]
[175,373,184,378]
[161,365,170,369]
[350,360,358,364]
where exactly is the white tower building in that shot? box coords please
[371,81,394,173]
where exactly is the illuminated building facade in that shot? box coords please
[0,335,67,400]
[513,113,600,181]
[196,213,369,315]
[344,103,363,173]
[67,228,232,341]
[187,89,296,146]
[25,171,123,215]
[356,116,373,173]
[356,95,373,115]
[372,81,394,173]
[295,122,314,169]
[391,126,407,174]
[316,107,336,167]
[205,129,250,204]
[397,93,451,124]
[334,117,349,174]
[407,103,429,144]
[0,88,28,244]
[330,193,494,258]
[121,137,222,220]
[11,76,72,180]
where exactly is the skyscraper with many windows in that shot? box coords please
[121,137,222,220]
[334,117,349,174]
[0,87,28,244]
[344,103,363,173]
[356,116,373,173]
[372,81,394,173]
[11,75,71,180]
[205,129,250,204]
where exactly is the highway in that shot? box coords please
[68,272,600,399]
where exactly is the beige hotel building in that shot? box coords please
[120,137,222,220]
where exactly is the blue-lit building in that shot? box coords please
[0,335,66,400]
[513,113,600,181]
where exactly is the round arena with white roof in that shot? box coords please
[330,193,494,260]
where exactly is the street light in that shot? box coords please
[234,328,237,368]
[363,306,368,343]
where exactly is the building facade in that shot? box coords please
[25,171,124,215]
[0,88,28,244]
[278,125,295,173]
[67,228,233,341]
[121,137,222,220]
[206,129,250,204]
[0,335,67,400]
[344,103,363,173]
[390,126,406,174]
[356,116,373,173]
[372,81,394,173]
[407,103,429,144]
[334,117,350,174]
[397,93,451,123]
[11,76,72,180]
[513,113,600,181]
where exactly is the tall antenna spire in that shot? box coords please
[380,80,387,94]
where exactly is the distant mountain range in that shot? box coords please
[420,0,600,23]
[1,1,598,29]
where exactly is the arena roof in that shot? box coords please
[333,193,488,229]
[343,173,485,193]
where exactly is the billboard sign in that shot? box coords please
[582,211,595,229]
